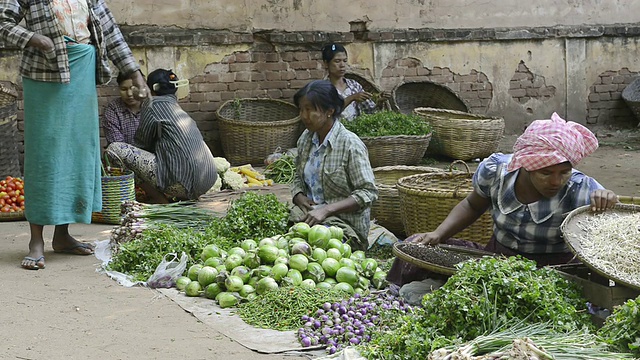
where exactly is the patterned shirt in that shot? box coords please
[473,153,604,254]
[292,121,378,242]
[135,94,217,199]
[303,124,338,204]
[0,0,138,84]
[336,78,376,121]
[50,0,91,44]
[102,97,140,145]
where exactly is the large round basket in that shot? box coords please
[216,98,301,165]
[0,83,21,178]
[397,161,494,245]
[362,134,432,168]
[92,167,135,225]
[413,107,505,160]
[391,80,468,115]
[372,165,443,236]
[560,203,640,291]
[344,71,392,111]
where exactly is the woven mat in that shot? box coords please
[196,183,292,215]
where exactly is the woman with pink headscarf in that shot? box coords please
[388,113,618,287]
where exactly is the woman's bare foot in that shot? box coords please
[52,225,94,255]
[22,235,45,270]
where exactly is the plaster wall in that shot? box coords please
[109,0,639,31]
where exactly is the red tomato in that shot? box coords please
[1,205,9,213]
[5,198,12,205]
[0,199,4,206]
[18,195,25,202]
[15,182,23,190]
[7,190,15,197]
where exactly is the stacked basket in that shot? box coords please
[216,98,301,165]
[392,80,468,115]
[371,165,443,236]
[397,161,494,245]
[362,134,432,168]
[414,107,505,161]
[622,77,640,124]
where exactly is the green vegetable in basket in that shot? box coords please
[343,110,432,137]
[598,295,640,356]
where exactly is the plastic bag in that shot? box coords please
[146,252,188,288]
[264,147,284,166]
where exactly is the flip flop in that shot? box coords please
[53,243,95,255]
[22,256,45,270]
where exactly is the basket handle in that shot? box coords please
[448,160,470,175]
[103,149,128,176]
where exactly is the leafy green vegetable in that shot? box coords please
[343,110,432,137]
[598,295,640,356]
[212,192,290,244]
[359,256,592,359]
[108,224,231,282]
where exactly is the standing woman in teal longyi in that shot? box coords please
[0,0,150,270]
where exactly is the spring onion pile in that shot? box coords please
[429,322,634,360]
[111,201,221,244]
[574,211,640,288]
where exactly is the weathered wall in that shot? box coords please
[109,0,638,31]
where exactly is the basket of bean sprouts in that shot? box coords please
[560,203,640,291]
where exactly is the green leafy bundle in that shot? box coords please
[212,192,290,244]
[360,256,592,359]
[598,295,640,356]
[343,110,432,137]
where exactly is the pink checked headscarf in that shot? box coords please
[507,112,598,172]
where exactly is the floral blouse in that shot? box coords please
[50,0,91,44]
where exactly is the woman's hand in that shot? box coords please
[304,207,331,227]
[130,70,151,100]
[590,189,618,212]
[293,193,316,211]
[409,232,443,246]
[351,91,372,102]
[28,34,54,52]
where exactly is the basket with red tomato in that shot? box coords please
[0,176,26,220]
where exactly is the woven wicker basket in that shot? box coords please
[91,167,135,225]
[413,107,505,160]
[391,80,468,115]
[372,165,443,236]
[0,83,21,178]
[622,77,640,124]
[344,71,392,111]
[216,98,301,165]
[362,134,432,168]
[0,210,25,222]
[619,195,640,205]
[397,161,494,245]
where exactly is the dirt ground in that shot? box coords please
[0,128,638,360]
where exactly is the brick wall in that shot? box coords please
[508,60,556,104]
[587,68,639,125]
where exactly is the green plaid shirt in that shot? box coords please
[0,0,138,84]
[292,121,378,242]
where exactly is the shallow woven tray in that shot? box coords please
[362,134,432,168]
[344,71,392,111]
[391,80,468,115]
[372,165,443,236]
[0,210,25,222]
[413,107,505,160]
[392,242,493,275]
[560,203,640,291]
[216,98,301,165]
[397,161,494,244]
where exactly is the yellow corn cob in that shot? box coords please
[246,176,264,186]
[229,164,252,172]
[240,167,265,180]
[262,179,274,186]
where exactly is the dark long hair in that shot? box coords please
[321,43,347,63]
[293,80,344,119]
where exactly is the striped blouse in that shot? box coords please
[135,94,217,199]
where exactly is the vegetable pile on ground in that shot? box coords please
[343,110,432,137]
[209,157,273,191]
[173,221,389,309]
[107,192,290,281]
[359,256,594,359]
[0,175,25,213]
[264,154,296,184]
[598,295,640,357]
[297,291,411,354]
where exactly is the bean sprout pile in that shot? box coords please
[574,211,640,287]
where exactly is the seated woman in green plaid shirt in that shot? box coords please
[290,80,378,250]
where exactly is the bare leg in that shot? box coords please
[21,223,46,270]
[51,224,94,255]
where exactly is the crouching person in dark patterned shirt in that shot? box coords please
[102,71,142,147]
[106,69,217,203]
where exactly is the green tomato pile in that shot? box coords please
[174,222,388,308]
